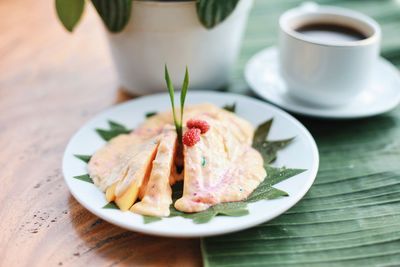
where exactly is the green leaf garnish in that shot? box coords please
[95,120,132,141]
[253,119,273,146]
[143,215,162,224]
[223,103,236,113]
[102,202,119,209]
[165,65,180,139]
[257,138,295,164]
[170,202,249,224]
[145,111,157,118]
[74,154,92,163]
[108,120,127,130]
[73,174,93,183]
[165,65,190,144]
[180,67,190,137]
[264,166,306,186]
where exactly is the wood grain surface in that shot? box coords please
[0,1,201,266]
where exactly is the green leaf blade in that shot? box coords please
[180,66,189,125]
[73,174,93,184]
[165,65,179,135]
[253,119,273,146]
[246,187,288,203]
[223,103,236,113]
[74,154,92,163]
[145,111,157,118]
[55,0,84,32]
[266,166,306,186]
[95,127,131,142]
[91,0,131,33]
[108,120,127,130]
[102,202,119,209]
[196,0,240,29]
[143,215,162,224]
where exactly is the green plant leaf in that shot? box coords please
[180,67,189,129]
[73,174,93,183]
[74,154,92,163]
[169,202,249,224]
[196,0,240,29]
[223,103,236,113]
[256,138,295,164]
[143,215,162,224]
[102,202,119,209]
[95,121,131,141]
[91,0,132,33]
[253,119,273,146]
[108,120,127,130]
[55,0,85,32]
[145,111,157,118]
[165,65,190,144]
[165,65,180,138]
[95,128,131,141]
[264,166,306,186]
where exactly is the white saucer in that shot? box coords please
[245,47,400,119]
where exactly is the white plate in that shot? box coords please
[245,47,400,119]
[62,92,319,237]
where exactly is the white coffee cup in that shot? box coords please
[279,4,381,107]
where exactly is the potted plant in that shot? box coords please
[56,0,253,95]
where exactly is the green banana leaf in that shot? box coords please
[202,0,400,265]
[202,111,400,266]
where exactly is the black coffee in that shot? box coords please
[296,23,367,42]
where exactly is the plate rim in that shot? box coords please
[245,46,400,119]
[62,91,319,238]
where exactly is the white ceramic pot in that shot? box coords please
[105,0,253,95]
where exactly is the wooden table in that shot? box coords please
[0,1,201,266]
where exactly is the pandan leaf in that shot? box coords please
[264,166,306,186]
[95,121,132,141]
[223,103,236,113]
[102,202,119,209]
[74,154,92,163]
[196,0,240,29]
[95,128,130,141]
[55,0,85,32]
[256,138,295,164]
[253,119,273,146]
[145,111,157,118]
[164,65,190,143]
[143,215,162,224]
[108,120,127,130]
[73,174,93,183]
[91,0,132,33]
[165,65,179,137]
[169,202,249,224]
[180,67,189,127]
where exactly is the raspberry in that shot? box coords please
[186,119,210,134]
[183,128,201,147]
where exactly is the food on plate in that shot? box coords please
[88,103,266,216]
